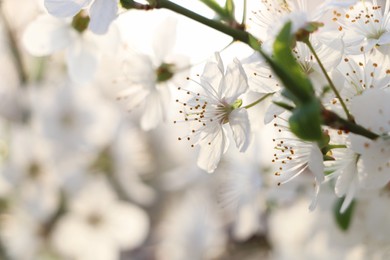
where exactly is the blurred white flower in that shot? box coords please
[110,121,156,205]
[117,17,189,130]
[218,137,267,241]
[2,126,60,221]
[177,53,250,173]
[0,208,58,260]
[156,190,226,260]
[31,82,120,157]
[52,177,149,260]
[44,0,118,34]
[22,13,120,84]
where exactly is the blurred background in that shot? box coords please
[0,0,389,259]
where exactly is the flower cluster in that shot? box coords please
[0,0,389,259]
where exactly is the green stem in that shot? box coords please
[121,0,260,49]
[305,40,352,121]
[0,6,28,85]
[243,93,273,109]
[322,108,379,140]
[327,144,347,149]
[156,0,261,50]
[242,0,247,24]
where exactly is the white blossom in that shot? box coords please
[117,18,189,130]
[176,53,250,173]
[52,177,149,260]
[44,0,118,34]
[350,88,390,189]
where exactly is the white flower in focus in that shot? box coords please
[117,18,189,131]
[326,148,360,213]
[337,52,390,99]
[44,0,118,34]
[349,88,390,189]
[177,53,250,173]
[249,0,356,52]
[52,177,149,260]
[271,117,325,210]
[333,0,390,53]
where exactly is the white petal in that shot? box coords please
[201,52,225,97]
[197,125,227,173]
[378,32,390,45]
[264,103,285,124]
[89,0,118,34]
[44,0,90,17]
[152,17,177,63]
[117,85,150,112]
[350,89,390,134]
[229,108,251,152]
[107,203,149,250]
[223,58,248,102]
[66,37,99,84]
[52,215,91,257]
[308,144,324,183]
[140,87,170,130]
[339,182,357,214]
[308,182,320,211]
[359,155,390,189]
[122,53,155,86]
[22,15,72,56]
[200,63,223,95]
[335,160,357,197]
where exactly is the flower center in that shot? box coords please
[87,213,103,227]
[71,11,90,34]
[28,162,42,179]
[156,63,175,83]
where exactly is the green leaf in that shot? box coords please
[260,22,316,103]
[272,22,315,103]
[333,197,355,231]
[120,0,134,9]
[289,99,323,141]
[273,101,294,111]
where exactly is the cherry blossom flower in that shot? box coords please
[52,177,149,260]
[176,53,250,173]
[117,18,189,130]
[1,126,60,222]
[22,13,120,84]
[249,0,357,52]
[218,136,267,241]
[326,148,360,213]
[271,116,325,210]
[333,0,390,53]
[156,191,226,260]
[349,88,390,189]
[44,0,118,34]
